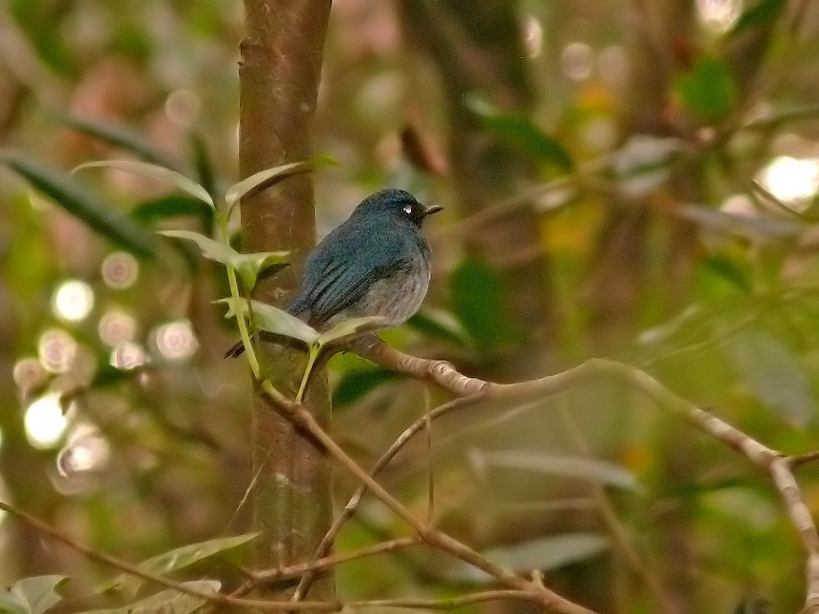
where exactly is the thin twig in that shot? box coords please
[253,537,420,582]
[348,344,819,612]
[289,394,486,601]
[424,385,435,526]
[0,498,330,611]
[791,450,819,469]
[260,380,597,614]
[0,497,535,613]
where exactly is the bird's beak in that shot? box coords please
[424,204,444,217]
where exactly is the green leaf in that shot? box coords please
[8,1,72,73]
[99,535,254,598]
[407,310,470,348]
[233,252,291,292]
[449,259,516,351]
[218,298,318,345]
[450,534,610,582]
[52,112,179,169]
[0,575,68,614]
[333,369,400,406]
[130,195,213,224]
[224,154,338,210]
[725,331,817,427]
[467,98,574,171]
[701,257,752,293]
[159,230,289,290]
[2,152,158,259]
[677,203,803,241]
[472,450,642,491]
[74,160,214,209]
[729,0,785,35]
[159,230,239,264]
[675,56,739,124]
[316,316,390,346]
[84,580,220,614]
[224,160,314,210]
[189,132,219,201]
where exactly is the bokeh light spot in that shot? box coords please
[52,280,95,323]
[38,329,78,374]
[25,393,68,449]
[13,358,49,397]
[523,15,543,58]
[98,309,138,347]
[758,156,819,209]
[697,0,741,32]
[598,45,627,84]
[101,252,139,289]
[153,319,198,361]
[110,342,147,370]
[721,193,755,216]
[560,42,594,81]
[57,424,111,477]
[165,89,202,127]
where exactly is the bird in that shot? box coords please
[227,188,442,357]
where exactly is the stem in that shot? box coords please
[296,344,320,402]
[216,211,261,379]
[226,264,261,379]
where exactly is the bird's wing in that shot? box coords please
[300,221,413,325]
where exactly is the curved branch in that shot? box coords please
[350,343,819,612]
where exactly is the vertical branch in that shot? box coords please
[239,0,334,599]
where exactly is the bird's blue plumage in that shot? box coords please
[227,188,440,357]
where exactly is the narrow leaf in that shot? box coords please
[725,331,817,427]
[2,152,158,258]
[449,534,610,582]
[84,580,220,614]
[224,160,313,209]
[234,251,290,292]
[159,230,241,265]
[99,535,254,597]
[473,450,641,491]
[467,98,574,171]
[407,309,471,347]
[675,56,739,124]
[159,230,289,289]
[189,131,219,200]
[450,259,517,351]
[130,195,212,224]
[53,112,178,169]
[218,298,317,345]
[678,203,803,240]
[333,369,400,406]
[701,257,752,293]
[729,0,785,35]
[74,160,214,209]
[0,575,68,614]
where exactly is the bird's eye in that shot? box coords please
[403,204,413,215]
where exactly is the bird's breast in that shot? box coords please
[329,252,431,328]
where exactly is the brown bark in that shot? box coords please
[239,0,334,599]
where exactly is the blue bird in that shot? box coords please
[227,188,441,356]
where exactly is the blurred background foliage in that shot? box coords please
[1,0,819,612]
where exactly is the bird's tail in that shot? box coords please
[224,337,250,358]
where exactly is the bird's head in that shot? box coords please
[353,188,443,227]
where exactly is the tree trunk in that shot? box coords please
[239,0,334,599]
